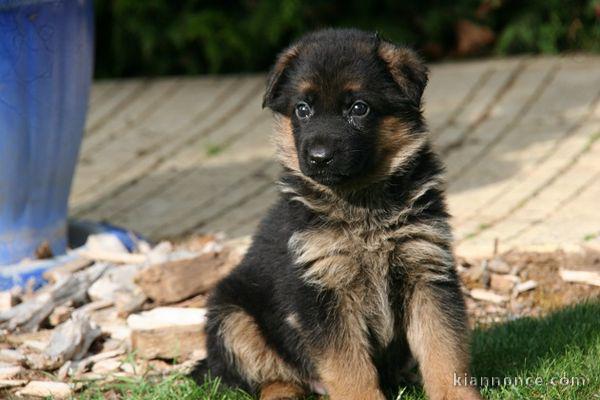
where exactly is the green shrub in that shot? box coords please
[94,0,600,78]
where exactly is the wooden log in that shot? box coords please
[135,251,234,304]
[128,307,207,359]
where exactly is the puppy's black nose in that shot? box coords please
[308,146,333,166]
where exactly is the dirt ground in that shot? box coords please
[459,247,600,326]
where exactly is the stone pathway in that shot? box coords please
[70,55,600,256]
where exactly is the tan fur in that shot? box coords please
[266,46,300,97]
[289,226,395,348]
[298,80,316,92]
[396,239,455,282]
[376,116,427,177]
[314,292,386,399]
[260,381,306,400]
[406,287,481,400]
[272,116,300,172]
[317,346,385,400]
[344,81,363,92]
[220,310,301,386]
[378,42,425,94]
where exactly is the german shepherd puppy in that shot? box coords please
[194,29,482,400]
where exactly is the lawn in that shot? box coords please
[78,301,600,400]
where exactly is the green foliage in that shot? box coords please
[76,301,600,399]
[94,0,600,77]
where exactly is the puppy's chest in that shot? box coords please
[289,226,394,286]
[289,226,397,345]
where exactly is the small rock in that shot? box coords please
[16,381,73,399]
[470,289,508,304]
[490,273,518,294]
[92,358,122,374]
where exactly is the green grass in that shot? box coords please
[206,144,224,157]
[78,302,600,399]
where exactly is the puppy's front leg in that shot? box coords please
[314,308,385,400]
[406,281,482,400]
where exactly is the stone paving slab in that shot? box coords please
[70,55,600,256]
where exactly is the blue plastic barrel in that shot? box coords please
[0,0,94,265]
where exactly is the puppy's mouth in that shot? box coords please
[303,168,350,186]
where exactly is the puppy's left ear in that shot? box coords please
[378,41,429,108]
[263,45,300,113]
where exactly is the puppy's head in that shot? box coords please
[264,28,429,188]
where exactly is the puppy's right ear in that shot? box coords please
[262,45,299,113]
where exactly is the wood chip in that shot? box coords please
[63,349,126,378]
[49,304,74,326]
[470,289,508,304]
[128,307,207,359]
[0,379,27,389]
[43,257,93,283]
[0,349,26,365]
[135,251,235,304]
[87,264,147,317]
[0,363,23,379]
[16,381,72,399]
[0,291,16,311]
[515,280,538,294]
[559,269,600,287]
[0,264,107,332]
[5,330,52,347]
[174,293,208,308]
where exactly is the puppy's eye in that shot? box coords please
[295,102,312,120]
[349,101,369,117]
